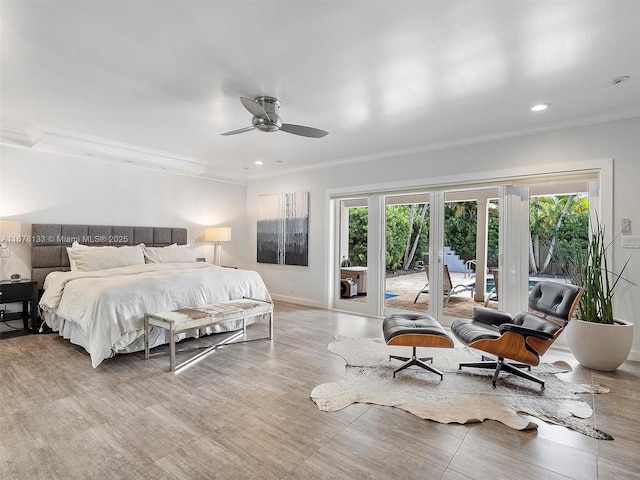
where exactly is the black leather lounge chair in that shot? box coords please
[450,281,582,389]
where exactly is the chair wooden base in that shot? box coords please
[458,356,545,389]
[390,347,444,380]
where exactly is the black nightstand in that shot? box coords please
[0,279,38,334]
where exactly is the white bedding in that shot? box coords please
[39,262,271,367]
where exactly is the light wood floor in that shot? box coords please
[1,302,639,479]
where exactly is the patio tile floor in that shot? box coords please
[343,270,495,318]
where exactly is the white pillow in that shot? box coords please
[143,244,195,263]
[67,244,145,272]
[67,241,87,270]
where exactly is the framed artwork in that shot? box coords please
[257,192,309,266]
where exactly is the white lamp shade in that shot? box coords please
[205,227,231,242]
[0,219,22,241]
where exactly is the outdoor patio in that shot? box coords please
[384,270,491,318]
[344,269,495,318]
[379,269,566,318]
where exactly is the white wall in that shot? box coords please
[246,116,640,359]
[2,117,639,358]
[0,147,249,280]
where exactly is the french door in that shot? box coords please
[331,170,605,325]
[333,188,509,322]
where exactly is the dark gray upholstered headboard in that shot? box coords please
[31,224,188,289]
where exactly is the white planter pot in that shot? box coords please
[565,318,634,371]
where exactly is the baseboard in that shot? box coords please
[270,294,326,309]
[328,306,383,318]
[551,344,640,364]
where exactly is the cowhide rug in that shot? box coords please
[311,336,613,440]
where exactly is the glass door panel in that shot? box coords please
[441,188,499,321]
[383,193,431,315]
[528,181,590,291]
[335,197,374,314]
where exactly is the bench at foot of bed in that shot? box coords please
[144,298,273,373]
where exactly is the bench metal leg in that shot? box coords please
[144,315,150,360]
[173,330,243,373]
[170,326,176,372]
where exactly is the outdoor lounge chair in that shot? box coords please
[413,265,475,306]
[484,267,499,306]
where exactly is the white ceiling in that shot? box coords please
[1,0,639,183]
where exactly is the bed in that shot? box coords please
[32,223,272,368]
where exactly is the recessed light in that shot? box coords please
[531,103,550,112]
[610,75,630,85]
[254,160,263,165]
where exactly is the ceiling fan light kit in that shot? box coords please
[221,96,328,138]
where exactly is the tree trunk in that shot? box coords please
[529,230,538,273]
[403,204,427,270]
[530,198,540,273]
[539,195,575,274]
[402,205,416,269]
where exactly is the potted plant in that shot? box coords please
[562,216,634,371]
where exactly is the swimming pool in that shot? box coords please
[476,279,538,293]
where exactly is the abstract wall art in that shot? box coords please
[257,192,309,266]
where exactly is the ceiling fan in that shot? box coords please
[221,96,329,138]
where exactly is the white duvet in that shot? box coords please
[39,263,272,368]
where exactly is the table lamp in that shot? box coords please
[204,227,231,266]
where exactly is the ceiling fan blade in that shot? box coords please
[220,126,255,136]
[240,97,270,120]
[280,123,329,138]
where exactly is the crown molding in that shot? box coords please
[0,125,248,184]
[247,109,640,181]
[0,125,206,173]
[0,125,40,147]
[33,127,206,173]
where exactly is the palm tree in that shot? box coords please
[402,204,428,270]
[529,195,587,274]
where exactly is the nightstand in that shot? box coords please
[0,279,38,333]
